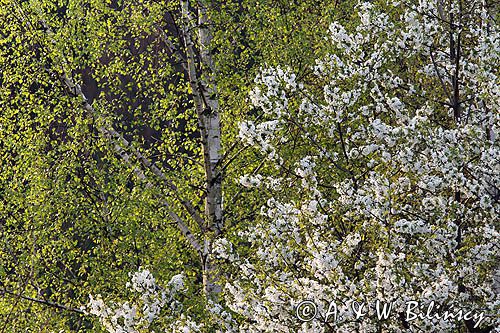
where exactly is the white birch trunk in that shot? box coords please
[181,0,223,299]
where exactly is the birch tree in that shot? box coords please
[1,0,227,330]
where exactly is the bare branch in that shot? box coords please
[1,289,84,314]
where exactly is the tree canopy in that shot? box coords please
[0,0,498,332]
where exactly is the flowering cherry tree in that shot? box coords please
[225,0,499,332]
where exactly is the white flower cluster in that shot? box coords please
[212,237,238,262]
[168,315,203,333]
[248,67,299,117]
[85,294,140,333]
[83,268,189,333]
[239,174,282,191]
[228,0,499,331]
[238,120,282,161]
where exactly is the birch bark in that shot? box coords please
[181,0,223,298]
